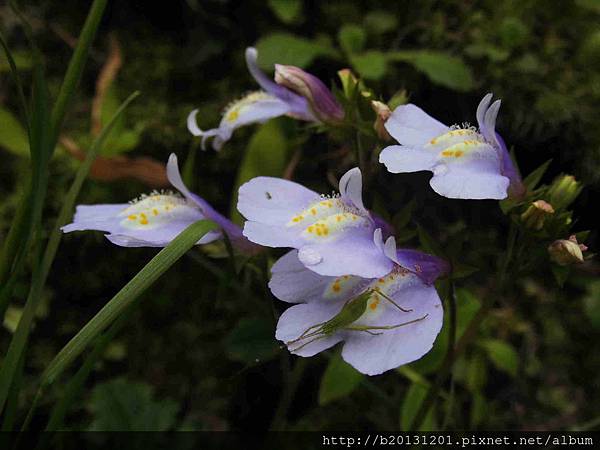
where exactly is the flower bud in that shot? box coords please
[371,100,393,141]
[548,235,588,266]
[337,68,359,98]
[520,200,555,230]
[274,64,344,123]
[547,174,581,210]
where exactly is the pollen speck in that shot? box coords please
[455,150,464,157]
[128,214,137,220]
[152,208,159,216]
[311,208,317,215]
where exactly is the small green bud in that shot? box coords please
[547,174,582,210]
[548,235,588,266]
[520,200,555,230]
[337,68,359,98]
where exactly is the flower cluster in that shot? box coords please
[64,47,586,376]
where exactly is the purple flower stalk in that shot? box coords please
[237,168,396,278]
[62,154,253,251]
[379,94,525,200]
[187,47,342,151]
[270,232,448,375]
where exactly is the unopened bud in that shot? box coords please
[547,174,582,210]
[520,200,555,230]
[371,100,392,141]
[548,235,588,266]
[274,64,344,123]
[337,68,359,98]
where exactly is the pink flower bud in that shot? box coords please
[274,64,344,123]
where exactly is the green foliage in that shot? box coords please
[254,33,338,69]
[479,339,519,378]
[400,383,436,431]
[88,379,179,431]
[390,51,474,92]
[268,0,303,24]
[318,352,364,405]
[224,317,279,363]
[0,107,29,156]
[230,119,289,224]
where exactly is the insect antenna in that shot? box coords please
[374,289,413,312]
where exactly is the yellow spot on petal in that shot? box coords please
[455,150,464,157]
[442,150,454,157]
[128,214,137,220]
[311,208,317,215]
[152,208,159,216]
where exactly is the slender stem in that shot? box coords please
[269,358,308,430]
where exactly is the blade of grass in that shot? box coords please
[0,0,107,292]
[0,31,30,130]
[46,220,214,386]
[49,0,107,147]
[44,306,136,432]
[22,220,217,431]
[0,92,139,415]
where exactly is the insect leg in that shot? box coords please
[375,289,413,312]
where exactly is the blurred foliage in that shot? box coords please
[0,0,598,433]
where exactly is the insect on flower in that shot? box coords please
[271,231,447,375]
[379,93,525,200]
[62,153,255,252]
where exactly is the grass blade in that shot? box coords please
[42,220,217,386]
[49,0,107,147]
[0,92,139,415]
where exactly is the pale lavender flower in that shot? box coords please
[237,168,394,278]
[187,47,341,151]
[270,232,447,375]
[379,93,525,200]
[62,154,253,251]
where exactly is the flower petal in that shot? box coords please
[384,104,448,147]
[237,176,320,226]
[379,145,438,173]
[242,221,304,248]
[339,167,367,215]
[341,279,444,375]
[475,93,493,136]
[245,47,314,120]
[394,249,450,284]
[269,250,334,303]
[276,302,344,357]
[298,228,394,278]
[61,204,129,234]
[430,146,510,200]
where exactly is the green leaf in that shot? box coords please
[416,225,443,256]
[318,352,364,405]
[338,24,366,54]
[390,51,474,91]
[350,51,387,80]
[583,281,600,329]
[0,49,32,72]
[224,317,279,363]
[479,339,519,378]
[255,33,338,69]
[364,11,397,34]
[268,0,302,24]
[230,119,289,224]
[88,379,179,431]
[523,159,552,190]
[40,220,217,387]
[465,352,487,392]
[0,107,29,156]
[455,288,481,339]
[400,382,436,431]
[470,392,487,428]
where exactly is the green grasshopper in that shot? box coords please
[287,288,428,352]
